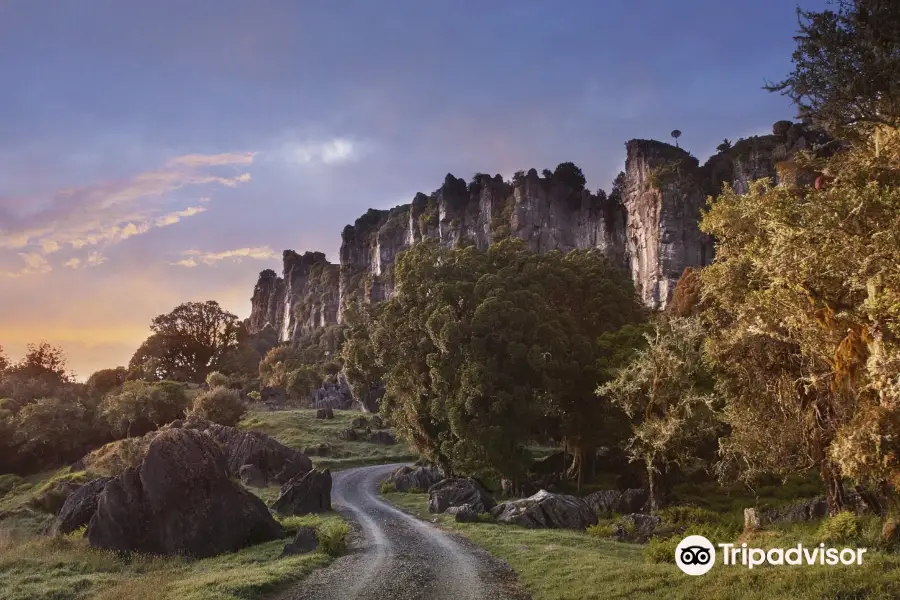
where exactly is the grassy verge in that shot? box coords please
[0,513,347,600]
[383,492,900,600]
[239,409,417,470]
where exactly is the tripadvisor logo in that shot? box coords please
[675,535,868,575]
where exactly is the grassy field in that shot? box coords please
[239,408,417,470]
[0,512,345,600]
[384,492,900,600]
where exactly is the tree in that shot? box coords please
[15,397,95,466]
[717,139,733,152]
[8,341,72,382]
[129,301,242,383]
[101,380,189,438]
[765,1,900,142]
[86,367,128,398]
[0,345,8,374]
[189,386,246,426]
[348,238,643,485]
[552,162,587,191]
[598,317,719,511]
[671,130,682,148]
[700,129,900,511]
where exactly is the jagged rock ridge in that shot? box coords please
[249,124,826,341]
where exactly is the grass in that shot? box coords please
[382,492,900,600]
[0,511,350,600]
[238,408,417,470]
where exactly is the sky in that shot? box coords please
[0,0,827,379]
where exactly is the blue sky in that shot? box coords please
[0,0,826,377]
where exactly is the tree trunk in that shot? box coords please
[647,461,659,513]
[822,458,846,515]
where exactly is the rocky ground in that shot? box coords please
[275,463,529,600]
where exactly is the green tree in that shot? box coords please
[700,129,900,511]
[598,317,719,511]
[86,367,128,399]
[0,345,8,374]
[8,341,73,383]
[765,1,900,142]
[15,397,95,466]
[129,301,242,383]
[101,380,189,437]
[189,386,246,426]
[552,162,587,191]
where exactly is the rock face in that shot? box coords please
[86,428,283,557]
[490,489,598,530]
[281,526,319,556]
[271,469,333,515]
[583,488,648,517]
[387,465,443,492]
[428,478,496,514]
[186,419,312,486]
[50,477,111,536]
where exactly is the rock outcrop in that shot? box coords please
[490,489,598,530]
[270,468,333,515]
[428,478,495,514]
[387,465,443,492]
[86,428,283,557]
[583,488,649,517]
[50,477,111,536]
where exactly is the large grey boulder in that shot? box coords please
[271,469,333,515]
[281,526,319,556]
[447,504,479,523]
[428,478,495,514]
[50,477,112,536]
[491,489,598,530]
[613,513,665,543]
[583,488,648,517]
[386,465,443,492]
[185,418,312,485]
[87,428,283,558]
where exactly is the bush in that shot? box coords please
[0,473,24,496]
[645,536,679,563]
[379,481,396,494]
[205,371,229,388]
[817,511,861,544]
[317,520,351,557]
[101,380,189,438]
[587,522,616,538]
[659,505,721,527]
[189,386,246,426]
[247,390,261,402]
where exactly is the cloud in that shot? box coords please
[0,152,254,259]
[1,253,52,278]
[172,246,280,268]
[284,137,362,166]
[62,251,109,270]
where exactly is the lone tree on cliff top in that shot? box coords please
[765,0,900,142]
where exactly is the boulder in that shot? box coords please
[428,478,495,514]
[29,479,83,514]
[613,514,664,543]
[315,407,334,420]
[239,464,267,488]
[271,469,333,515]
[370,415,385,429]
[340,428,358,441]
[185,418,312,486]
[387,465,443,492]
[87,428,283,558]
[447,504,479,523]
[50,477,112,536]
[583,488,648,517]
[369,431,396,445]
[491,490,598,530]
[281,526,319,556]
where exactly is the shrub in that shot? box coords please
[659,505,721,527]
[247,390,261,402]
[205,371,229,388]
[189,386,246,426]
[379,481,396,494]
[818,511,861,544]
[101,380,189,438]
[0,473,24,496]
[587,523,616,538]
[645,536,679,563]
[317,520,351,557]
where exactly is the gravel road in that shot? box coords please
[275,463,530,600]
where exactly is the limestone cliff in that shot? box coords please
[249,121,829,342]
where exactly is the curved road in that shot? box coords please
[276,463,529,600]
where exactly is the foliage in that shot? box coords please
[598,317,720,510]
[0,345,8,374]
[13,397,100,467]
[349,238,643,484]
[316,519,351,557]
[205,371,229,388]
[716,139,732,152]
[666,267,704,317]
[552,162,587,191]
[129,301,242,383]
[817,511,861,543]
[86,367,128,398]
[765,1,900,141]
[189,386,246,426]
[701,130,900,510]
[6,341,73,383]
[101,380,189,437]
